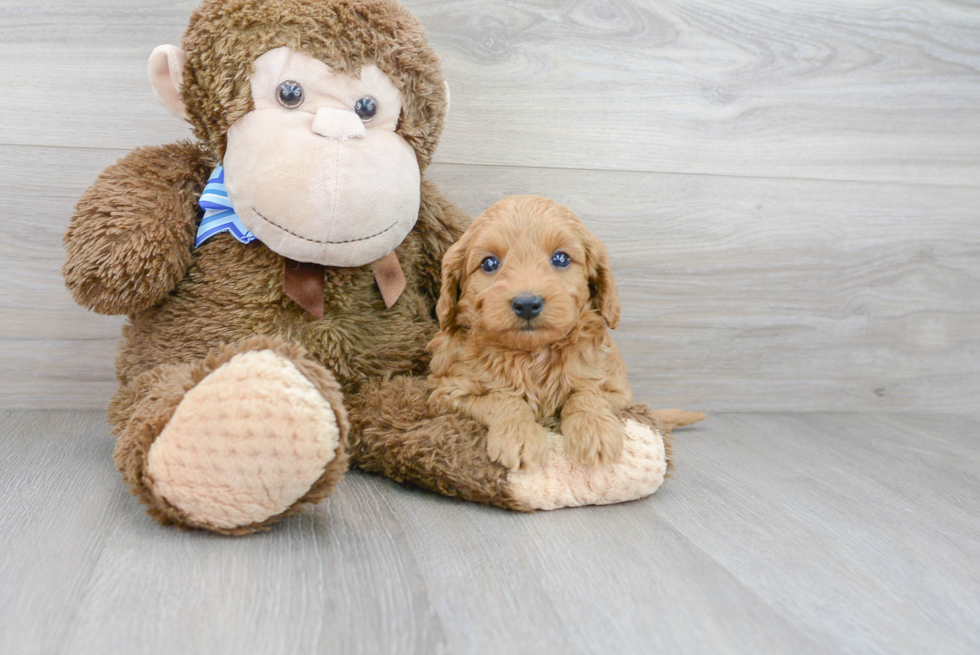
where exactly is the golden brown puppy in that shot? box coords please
[428,195,631,470]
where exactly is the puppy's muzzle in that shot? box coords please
[511,294,544,320]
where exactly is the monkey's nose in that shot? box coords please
[311,107,366,141]
[511,294,544,320]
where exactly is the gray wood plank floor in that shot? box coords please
[2,410,977,655]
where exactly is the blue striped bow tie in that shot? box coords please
[195,165,256,247]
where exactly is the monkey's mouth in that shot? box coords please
[251,208,398,245]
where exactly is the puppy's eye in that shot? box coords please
[480,256,500,273]
[354,96,378,121]
[551,251,571,269]
[277,81,304,108]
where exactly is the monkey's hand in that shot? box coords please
[63,141,213,315]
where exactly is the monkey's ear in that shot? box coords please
[148,45,189,121]
[585,234,621,329]
[435,234,470,333]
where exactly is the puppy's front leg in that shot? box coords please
[455,392,550,471]
[561,390,625,466]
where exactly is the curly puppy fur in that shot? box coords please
[428,196,633,470]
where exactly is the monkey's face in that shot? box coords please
[220,47,420,268]
[149,0,448,268]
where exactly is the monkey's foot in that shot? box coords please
[506,419,667,510]
[144,349,346,533]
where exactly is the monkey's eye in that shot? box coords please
[480,256,500,273]
[277,81,304,108]
[354,96,378,121]
[551,251,571,269]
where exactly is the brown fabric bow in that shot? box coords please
[283,251,406,319]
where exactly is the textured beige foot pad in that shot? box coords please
[146,350,341,530]
[508,419,666,510]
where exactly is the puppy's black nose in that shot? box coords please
[511,294,544,320]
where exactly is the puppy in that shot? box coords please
[427,195,631,470]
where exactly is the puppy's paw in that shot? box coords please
[487,421,550,471]
[561,410,624,467]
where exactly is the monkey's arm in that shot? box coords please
[413,179,470,304]
[63,141,213,315]
[348,376,683,512]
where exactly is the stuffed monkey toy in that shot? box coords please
[63,0,699,535]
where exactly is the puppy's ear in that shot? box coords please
[435,233,471,332]
[585,234,621,329]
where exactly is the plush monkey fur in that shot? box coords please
[64,0,697,534]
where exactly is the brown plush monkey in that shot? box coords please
[63,0,696,535]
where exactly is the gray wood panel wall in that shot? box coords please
[1,0,978,413]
